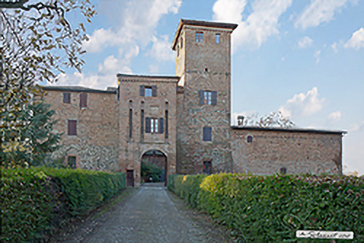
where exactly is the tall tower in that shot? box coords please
[172,19,237,174]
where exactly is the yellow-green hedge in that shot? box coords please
[168,173,364,242]
[1,167,125,242]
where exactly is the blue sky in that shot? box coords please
[52,0,364,175]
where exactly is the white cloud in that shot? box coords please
[146,35,175,62]
[315,50,321,64]
[331,42,338,53]
[279,87,325,118]
[84,0,181,56]
[350,121,364,132]
[345,28,364,50]
[295,0,348,29]
[298,36,313,48]
[327,111,342,121]
[213,0,292,51]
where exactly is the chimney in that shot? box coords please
[237,116,244,126]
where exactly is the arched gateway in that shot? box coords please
[141,150,167,184]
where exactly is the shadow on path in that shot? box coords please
[52,185,232,243]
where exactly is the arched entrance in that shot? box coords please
[141,150,167,184]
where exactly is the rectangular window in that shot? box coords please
[68,120,77,136]
[196,32,203,42]
[63,93,71,103]
[199,90,217,105]
[215,34,220,43]
[67,156,76,169]
[146,117,164,134]
[151,118,158,133]
[204,91,212,105]
[203,126,212,141]
[80,93,87,108]
[140,85,157,97]
[203,161,212,175]
[129,109,132,138]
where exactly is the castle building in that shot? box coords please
[43,19,345,186]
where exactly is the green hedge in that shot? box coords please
[168,173,364,242]
[1,167,126,242]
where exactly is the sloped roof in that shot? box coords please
[231,126,347,135]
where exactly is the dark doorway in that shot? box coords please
[141,150,167,185]
[126,170,134,187]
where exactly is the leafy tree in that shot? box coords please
[141,161,163,183]
[238,111,296,128]
[0,0,95,167]
[0,94,62,168]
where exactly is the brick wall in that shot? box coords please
[43,88,119,171]
[231,128,343,175]
[117,75,179,186]
[176,24,234,174]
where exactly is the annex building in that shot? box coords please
[43,19,345,186]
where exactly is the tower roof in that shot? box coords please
[172,19,238,50]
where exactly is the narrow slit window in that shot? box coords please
[216,34,220,43]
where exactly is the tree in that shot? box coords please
[0,95,62,168]
[0,0,95,167]
[238,111,296,128]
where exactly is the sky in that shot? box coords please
[49,0,364,175]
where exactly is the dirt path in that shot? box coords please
[53,184,232,243]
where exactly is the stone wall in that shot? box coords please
[43,88,119,171]
[117,74,179,186]
[176,23,234,174]
[231,128,343,175]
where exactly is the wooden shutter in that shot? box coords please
[80,93,87,108]
[145,117,151,133]
[159,118,164,134]
[203,126,212,141]
[140,85,145,96]
[212,91,217,106]
[68,120,77,135]
[63,93,70,103]
[152,85,157,97]
[199,90,204,105]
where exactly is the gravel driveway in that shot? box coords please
[53,183,232,243]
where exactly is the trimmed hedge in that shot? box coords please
[1,167,125,242]
[168,173,364,242]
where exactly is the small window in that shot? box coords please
[199,90,217,105]
[196,32,203,42]
[140,85,157,97]
[204,91,212,105]
[203,161,212,175]
[145,117,164,134]
[181,37,183,49]
[80,93,87,108]
[247,135,253,143]
[280,167,287,175]
[67,156,76,169]
[63,93,70,103]
[68,120,77,136]
[145,87,152,97]
[216,34,220,43]
[203,126,212,141]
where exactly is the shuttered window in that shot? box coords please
[199,90,217,105]
[145,117,164,134]
[80,93,87,108]
[63,93,71,103]
[140,85,157,97]
[68,120,77,136]
[203,126,212,141]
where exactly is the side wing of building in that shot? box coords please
[231,126,345,175]
[42,86,120,171]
